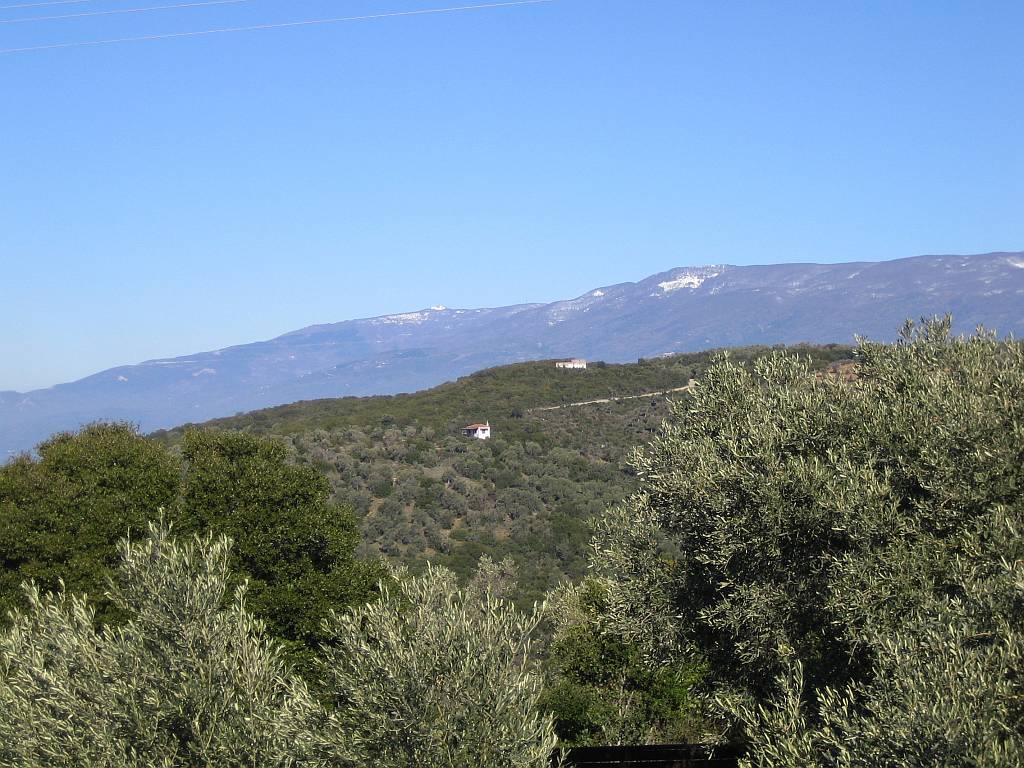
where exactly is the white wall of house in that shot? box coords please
[555,359,588,370]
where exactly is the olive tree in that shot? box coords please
[590,319,1024,765]
[317,563,557,768]
[0,521,319,768]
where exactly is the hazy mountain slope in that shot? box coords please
[3,251,1022,457]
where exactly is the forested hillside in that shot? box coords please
[156,346,853,601]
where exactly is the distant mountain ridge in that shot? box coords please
[3,251,1023,457]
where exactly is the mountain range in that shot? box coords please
[3,250,1023,458]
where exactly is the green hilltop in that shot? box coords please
[155,345,854,602]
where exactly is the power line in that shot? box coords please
[0,0,93,9]
[1,0,257,24]
[0,0,556,54]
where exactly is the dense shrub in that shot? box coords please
[153,348,851,604]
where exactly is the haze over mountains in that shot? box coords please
[3,251,1023,458]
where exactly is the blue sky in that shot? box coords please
[2,0,1022,391]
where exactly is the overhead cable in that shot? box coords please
[0,0,556,54]
[0,0,93,10]
[1,0,259,24]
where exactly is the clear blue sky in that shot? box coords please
[2,0,1022,392]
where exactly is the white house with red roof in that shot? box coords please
[461,421,491,439]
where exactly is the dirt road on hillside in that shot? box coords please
[527,381,695,413]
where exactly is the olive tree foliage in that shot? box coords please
[0,522,319,768]
[317,562,558,768]
[590,319,1024,766]
[465,553,520,603]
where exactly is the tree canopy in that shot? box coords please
[590,319,1024,765]
[0,424,180,625]
[0,522,318,767]
[0,425,382,677]
[318,563,556,768]
[0,524,556,768]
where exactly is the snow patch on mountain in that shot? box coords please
[370,305,453,325]
[371,311,431,325]
[656,267,723,294]
[659,275,704,292]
